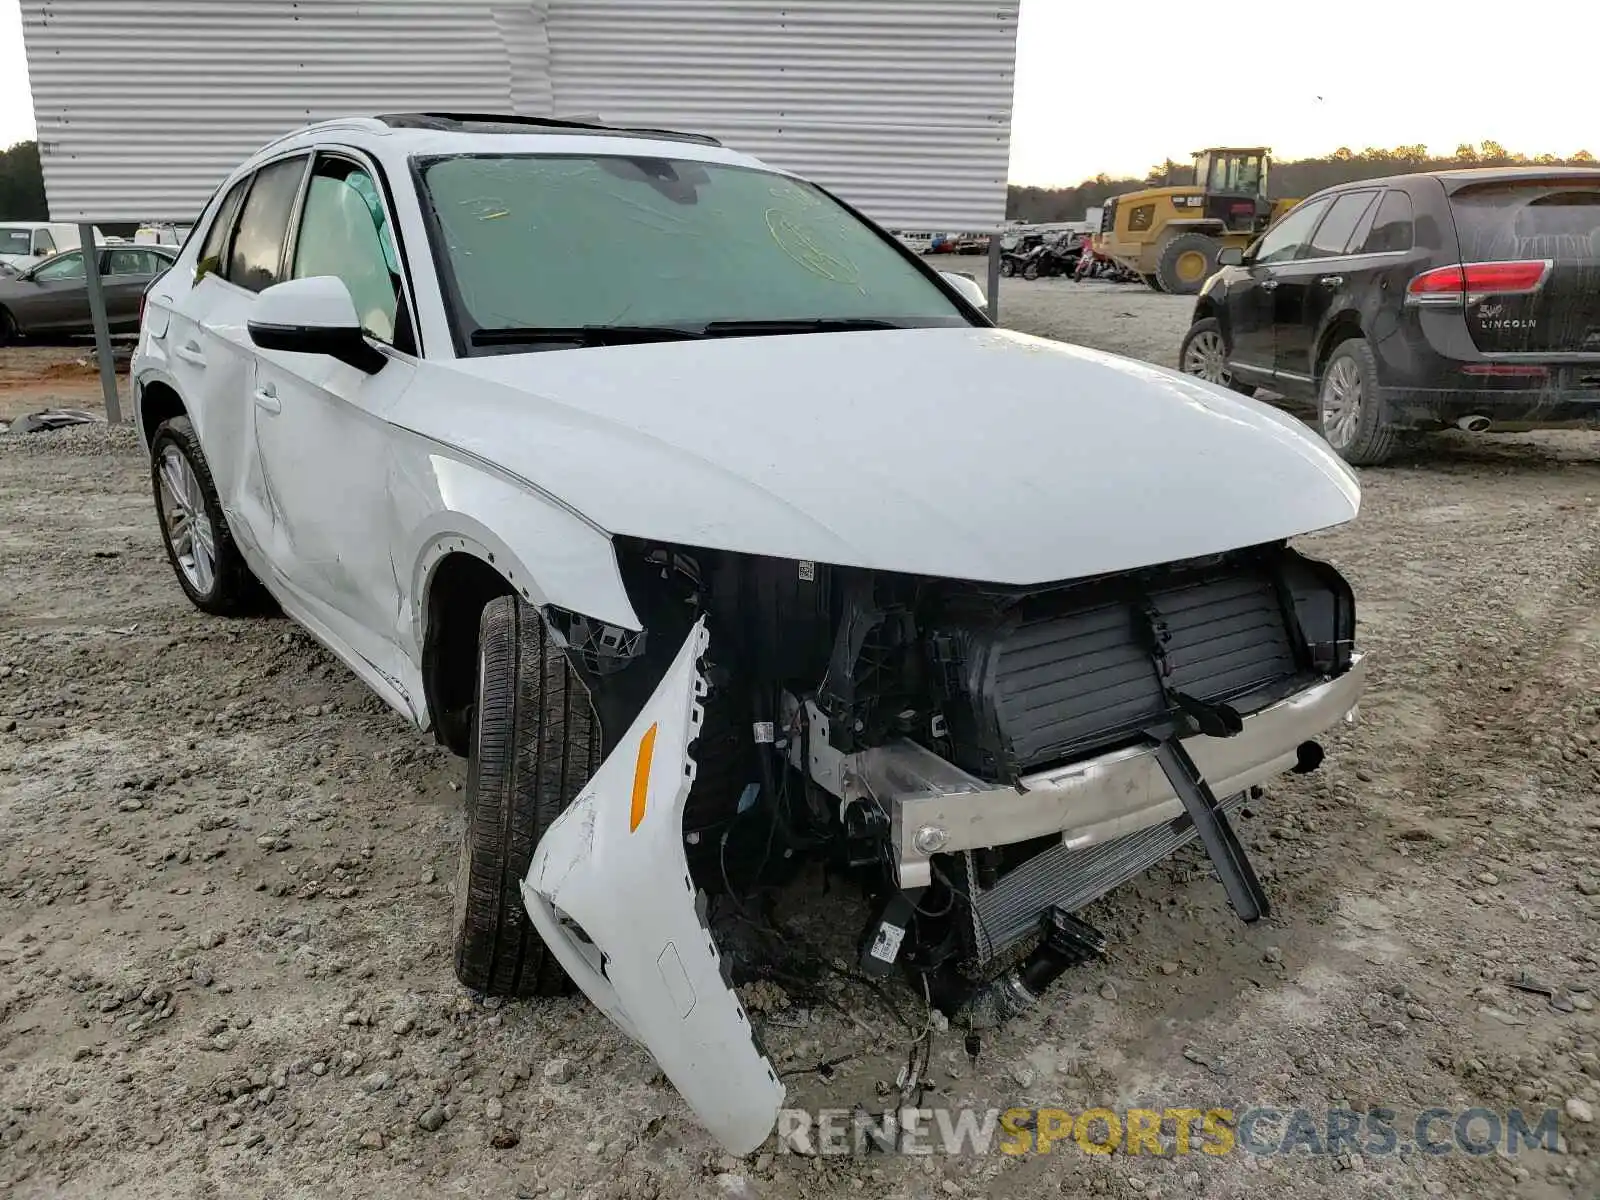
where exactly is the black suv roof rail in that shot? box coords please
[375,112,722,148]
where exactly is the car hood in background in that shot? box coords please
[395,327,1360,586]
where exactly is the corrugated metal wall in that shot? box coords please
[21,0,1019,229]
[20,0,525,222]
[544,1,1019,229]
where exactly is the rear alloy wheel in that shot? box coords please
[1317,337,1398,466]
[453,594,602,998]
[149,415,266,615]
[1155,232,1219,295]
[1178,318,1255,396]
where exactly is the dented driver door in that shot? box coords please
[247,152,417,679]
[248,344,412,653]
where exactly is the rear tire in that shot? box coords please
[1141,273,1164,292]
[1000,259,1015,278]
[1317,337,1398,466]
[1022,261,1040,280]
[453,595,602,998]
[0,306,17,345]
[149,415,266,615]
[1155,232,1220,295]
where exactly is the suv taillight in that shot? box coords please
[1406,259,1551,306]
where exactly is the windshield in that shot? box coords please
[1205,155,1263,194]
[416,154,969,349]
[0,228,33,255]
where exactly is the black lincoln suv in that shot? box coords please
[1177,166,1600,465]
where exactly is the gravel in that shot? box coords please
[2,286,1598,1197]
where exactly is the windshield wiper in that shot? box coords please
[470,324,707,348]
[700,317,905,337]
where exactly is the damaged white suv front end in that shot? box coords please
[131,113,1368,1159]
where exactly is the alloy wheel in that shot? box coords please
[1181,329,1231,386]
[156,444,217,594]
[1320,357,1363,448]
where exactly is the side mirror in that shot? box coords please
[247,276,386,375]
[1217,246,1244,267]
[940,269,988,313]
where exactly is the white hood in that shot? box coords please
[396,326,1359,585]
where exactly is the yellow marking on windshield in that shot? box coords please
[765,208,864,292]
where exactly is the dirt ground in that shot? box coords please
[2,281,1598,1200]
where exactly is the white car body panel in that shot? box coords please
[432,326,1359,585]
[520,619,785,1154]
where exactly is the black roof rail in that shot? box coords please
[375,112,722,148]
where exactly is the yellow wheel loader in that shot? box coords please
[1092,148,1299,295]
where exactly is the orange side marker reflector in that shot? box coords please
[629,723,659,832]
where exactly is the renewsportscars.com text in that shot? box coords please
[775,1106,1564,1158]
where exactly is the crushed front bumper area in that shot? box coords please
[873,652,1369,891]
[520,618,784,1155]
[523,621,1366,1155]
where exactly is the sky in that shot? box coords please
[3,0,1595,186]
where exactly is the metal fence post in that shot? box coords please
[986,234,1001,323]
[78,222,122,424]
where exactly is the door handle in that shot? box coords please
[252,385,281,415]
[174,342,207,367]
[1320,275,1345,288]
[1259,279,1279,291]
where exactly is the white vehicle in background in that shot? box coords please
[135,223,193,248]
[0,222,105,274]
[131,111,1366,1156]
[893,229,937,254]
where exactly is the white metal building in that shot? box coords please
[20,0,1020,231]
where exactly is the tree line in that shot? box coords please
[0,142,48,220]
[6,135,1597,228]
[1008,142,1599,224]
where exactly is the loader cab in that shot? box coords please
[1194,148,1273,234]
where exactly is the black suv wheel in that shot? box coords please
[1178,318,1255,396]
[1318,338,1398,466]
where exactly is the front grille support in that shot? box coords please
[1149,735,1269,923]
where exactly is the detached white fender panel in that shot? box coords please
[520,619,785,1154]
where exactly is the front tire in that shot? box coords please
[1000,259,1015,278]
[1178,317,1255,396]
[453,595,602,998]
[1318,337,1398,466]
[0,306,18,345]
[1154,232,1219,295]
[150,415,264,615]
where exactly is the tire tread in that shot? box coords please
[454,595,602,998]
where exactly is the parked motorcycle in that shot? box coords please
[998,233,1044,277]
[1017,239,1081,280]
[1072,243,1140,283]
